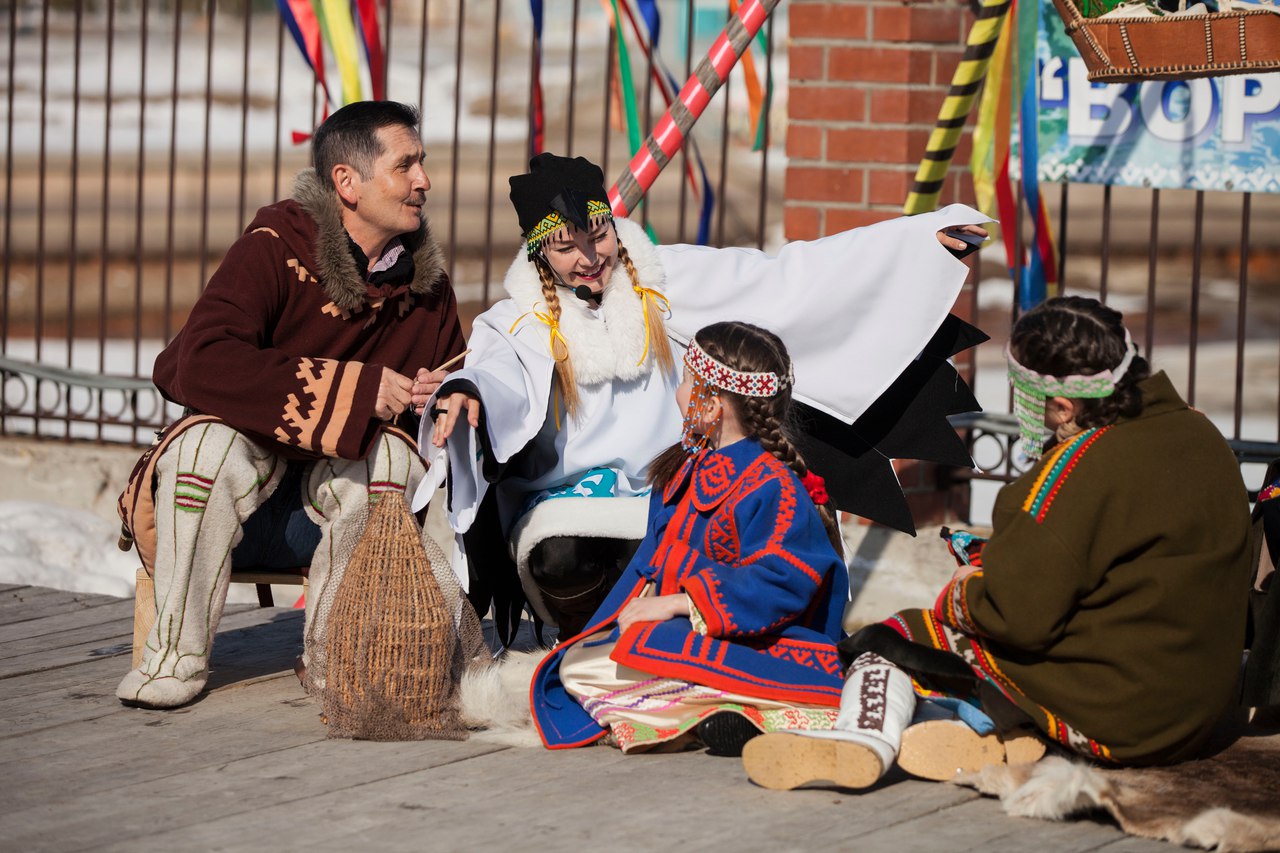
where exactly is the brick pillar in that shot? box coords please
[787,0,978,527]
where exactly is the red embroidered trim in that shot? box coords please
[684,340,783,397]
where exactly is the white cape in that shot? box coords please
[414,205,988,544]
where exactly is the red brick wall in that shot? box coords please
[786,0,979,525]
[786,0,975,241]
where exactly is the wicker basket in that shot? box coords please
[321,492,467,741]
[1051,0,1280,82]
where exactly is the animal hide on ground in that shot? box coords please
[956,733,1280,852]
[457,650,545,747]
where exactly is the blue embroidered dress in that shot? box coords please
[531,438,849,750]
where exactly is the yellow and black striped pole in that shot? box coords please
[903,0,1012,215]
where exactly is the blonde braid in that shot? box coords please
[617,241,675,375]
[533,257,581,418]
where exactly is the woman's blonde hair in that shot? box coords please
[531,229,674,421]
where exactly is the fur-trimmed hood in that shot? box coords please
[288,167,448,312]
[500,216,668,386]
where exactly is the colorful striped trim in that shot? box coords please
[368,479,407,496]
[1021,427,1110,523]
[935,572,982,635]
[174,472,213,514]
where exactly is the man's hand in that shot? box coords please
[430,390,482,447]
[616,594,690,635]
[411,368,449,415]
[375,368,415,421]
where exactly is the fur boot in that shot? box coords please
[302,430,425,692]
[117,422,282,708]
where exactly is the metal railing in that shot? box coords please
[1,0,784,443]
[956,182,1280,498]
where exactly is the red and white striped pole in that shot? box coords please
[607,0,782,217]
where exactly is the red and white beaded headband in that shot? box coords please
[684,340,788,398]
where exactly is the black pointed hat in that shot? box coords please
[508,153,611,238]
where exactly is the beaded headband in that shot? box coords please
[684,340,788,398]
[525,199,613,259]
[1006,329,1138,460]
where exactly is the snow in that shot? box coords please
[0,502,141,599]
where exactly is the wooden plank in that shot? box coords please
[0,584,1184,852]
[0,588,128,625]
[0,598,135,644]
[0,612,139,660]
[849,786,1170,852]
[0,601,283,680]
[0,736,509,851]
[0,653,146,701]
[0,676,330,810]
[72,746,975,851]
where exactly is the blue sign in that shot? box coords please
[1037,5,1280,193]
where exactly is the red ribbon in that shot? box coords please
[800,471,828,505]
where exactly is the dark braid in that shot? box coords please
[649,321,844,556]
[1010,296,1150,429]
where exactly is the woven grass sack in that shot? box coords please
[322,492,467,741]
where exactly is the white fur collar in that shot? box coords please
[500,217,667,386]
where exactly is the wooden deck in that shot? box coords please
[0,583,1172,852]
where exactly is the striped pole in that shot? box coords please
[608,0,782,217]
[902,0,1012,215]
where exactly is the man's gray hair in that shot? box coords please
[312,101,421,190]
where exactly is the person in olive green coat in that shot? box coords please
[743,296,1253,791]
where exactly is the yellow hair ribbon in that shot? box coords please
[510,305,570,363]
[632,285,671,366]
[512,305,570,429]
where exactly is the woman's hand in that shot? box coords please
[429,390,482,447]
[616,594,690,635]
[936,223,989,253]
[951,563,981,583]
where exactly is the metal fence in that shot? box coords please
[1,0,783,443]
[2,1,1278,512]
[956,181,1280,514]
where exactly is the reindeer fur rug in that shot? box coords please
[457,650,546,747]
[955,732,1280,852]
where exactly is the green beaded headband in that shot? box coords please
[1006,329,1137,459]
[525,199,613,259]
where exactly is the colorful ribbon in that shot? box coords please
[279,0,387,121]
[614,0,717,243]
[903,0,1011,215]
[277,0,332,107]
[353,0,385,101]
[728,0,773,152]
[632,284,671,365]
[529,0,546,156]
[608,0,781,220]
[511,306,571,363]
[1015,0,1057,310]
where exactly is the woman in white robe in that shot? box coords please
[416,153,987,642]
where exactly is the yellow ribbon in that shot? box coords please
[510,305,570,364]
[511,304,570,430]
[633,285,672,366]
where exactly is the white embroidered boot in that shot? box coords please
[742,653,916,791]
[301,430,426,692]
[117,423,281,708]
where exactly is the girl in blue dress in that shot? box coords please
[531,321,850,756]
